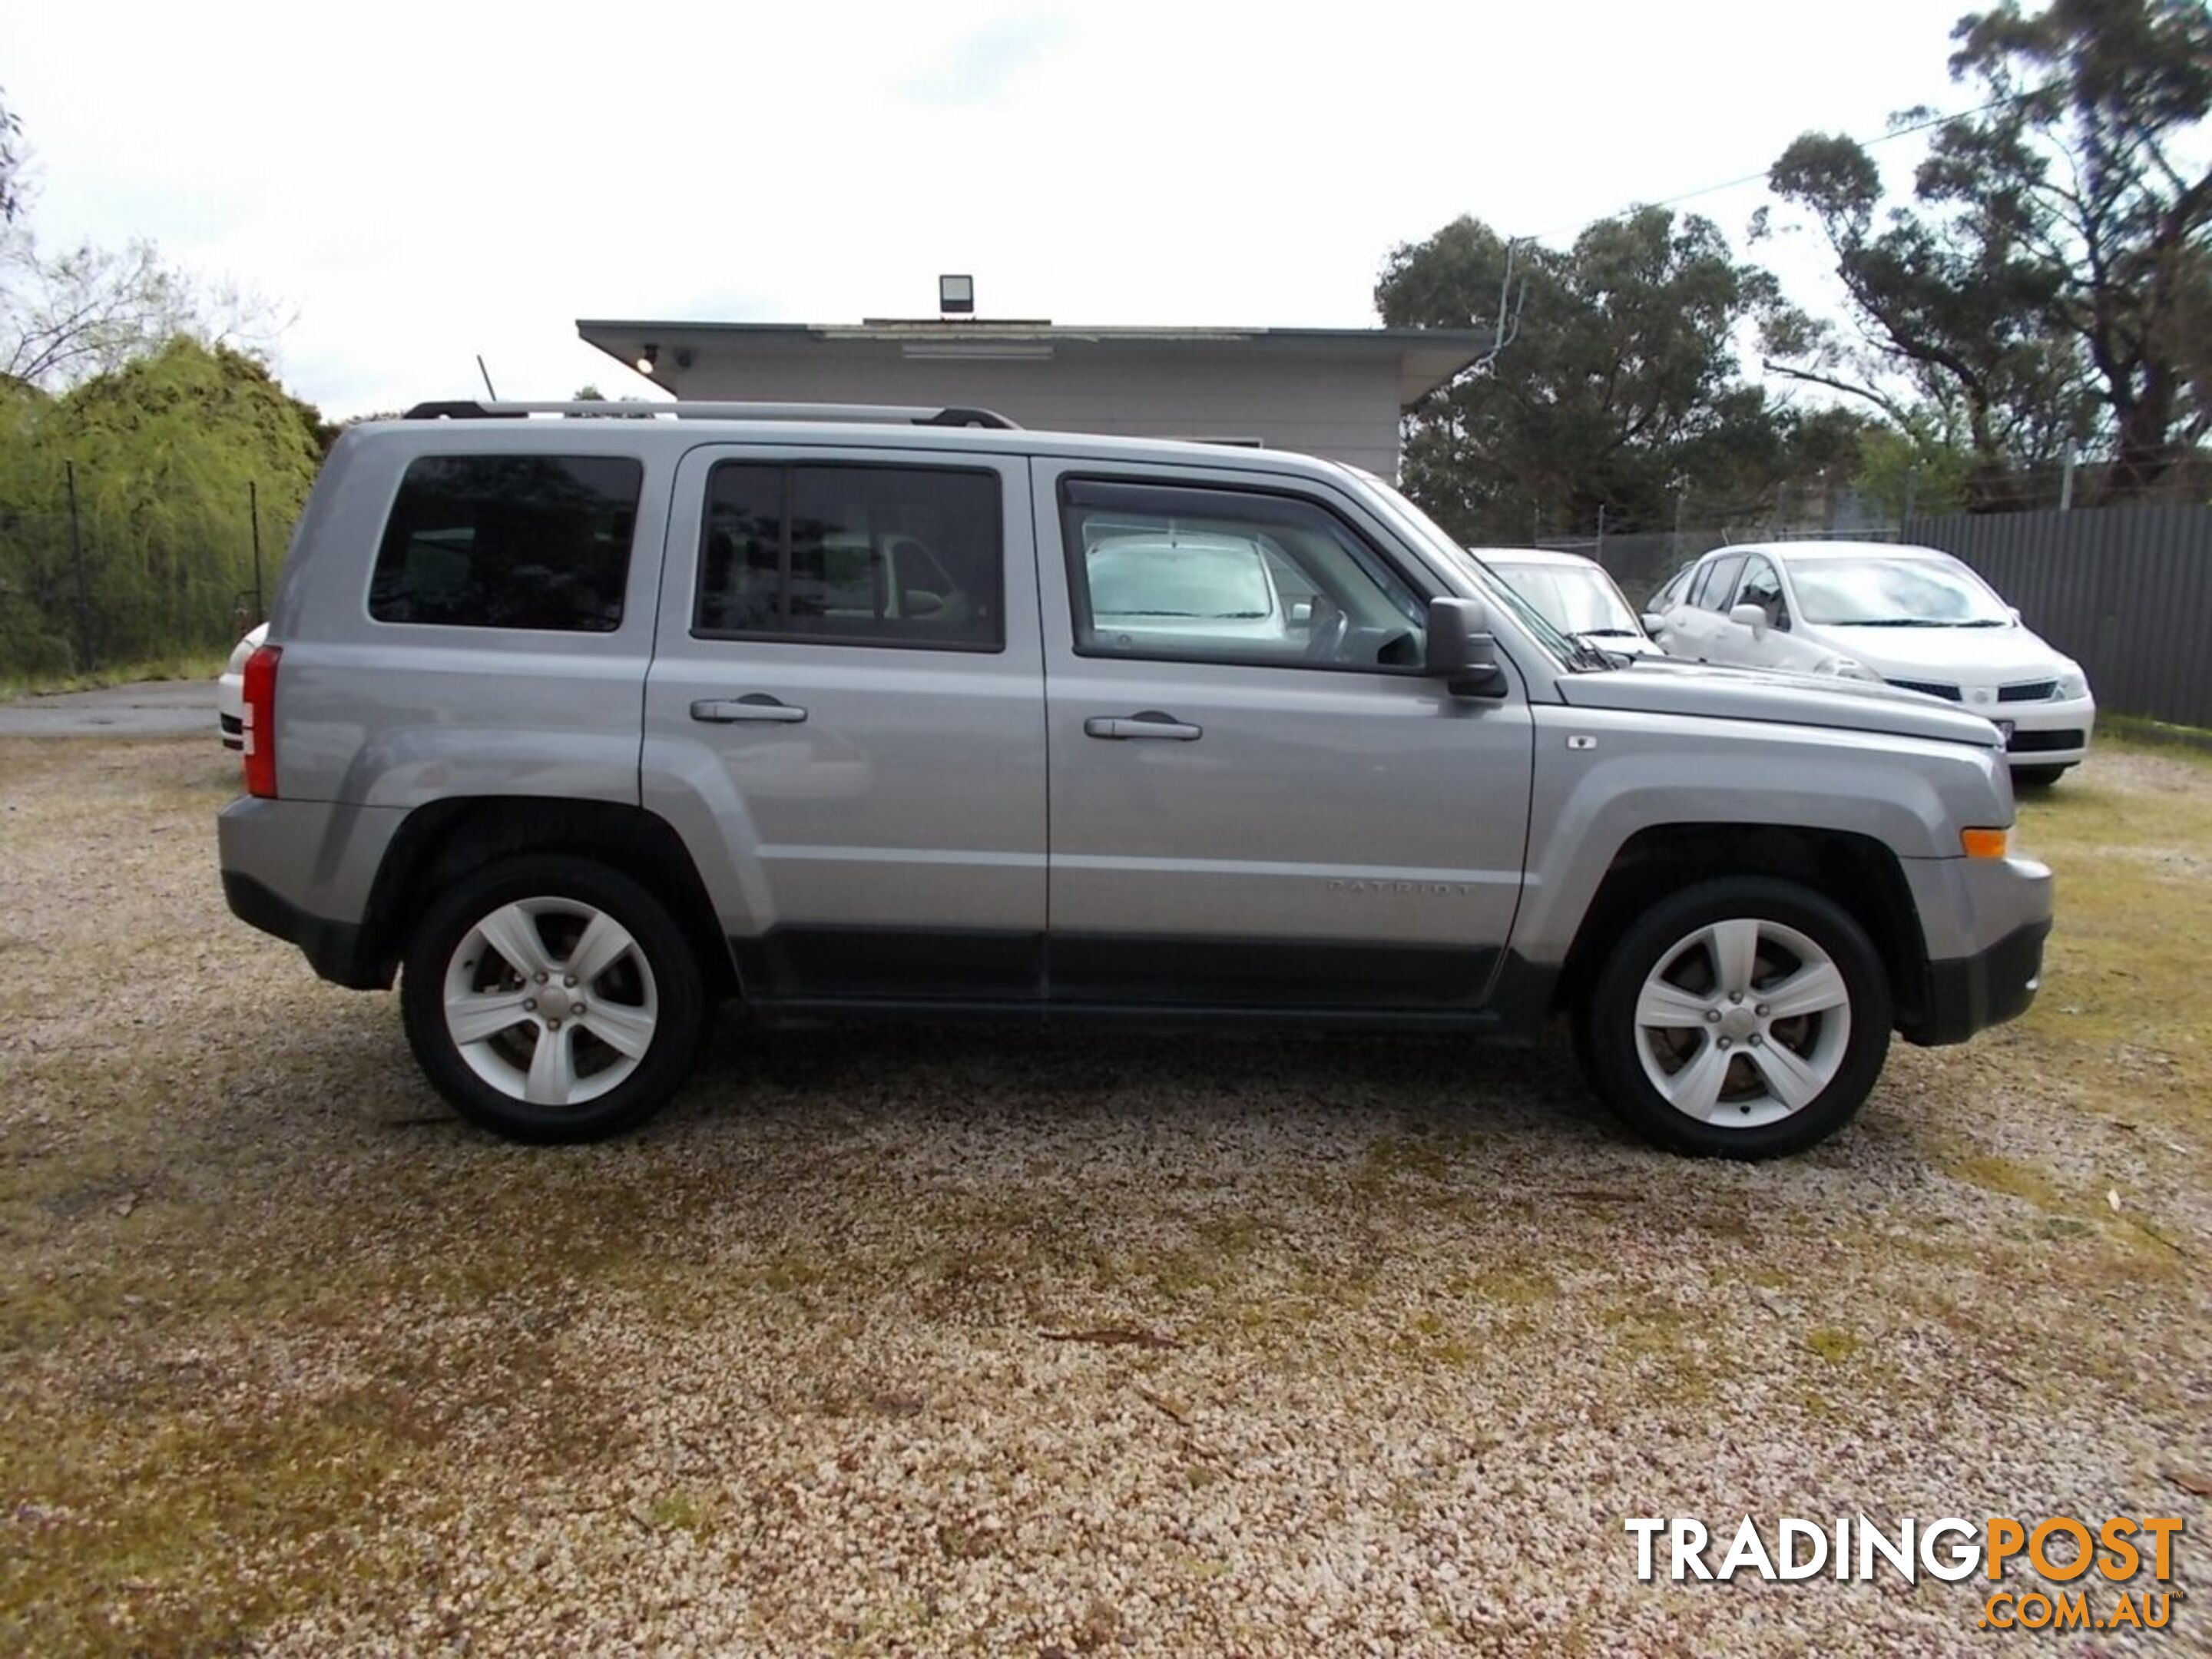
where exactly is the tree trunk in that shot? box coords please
[2104,368,2180,501]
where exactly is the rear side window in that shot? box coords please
[694,463,1002,650]
[369,455,641,631]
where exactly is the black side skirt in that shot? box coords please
[728,925,1538,1033]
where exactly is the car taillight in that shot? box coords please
[241,643,282,798]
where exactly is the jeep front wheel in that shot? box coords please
[1580,878,1891,1159]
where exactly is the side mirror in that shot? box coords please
[1641,611,1665,634]
[2006,605,2022,625]
[1426,597,1506,697]
[1288,598,1316,627]
[1730,602,1770,641]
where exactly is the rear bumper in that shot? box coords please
[218,795,406,989]
[222,869,385,988]
[1905,918,2050,1047]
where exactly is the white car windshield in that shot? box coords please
[1087,541,1273,619]
[1492,565,1643,637]
[1792,558,2012,628]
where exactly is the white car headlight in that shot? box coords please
[1816,656,1882,682]
[2054,669,2088,700]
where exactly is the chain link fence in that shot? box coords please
[0,472,281,680]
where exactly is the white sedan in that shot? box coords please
[1467,547,1663,656]
[216,622,267,750]
[1644,541,2094,785]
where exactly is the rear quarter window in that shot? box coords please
[369,455,643,631]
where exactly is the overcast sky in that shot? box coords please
[7,0,1971,418]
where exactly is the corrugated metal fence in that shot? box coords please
[1902,505,2212,730]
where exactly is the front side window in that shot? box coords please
[1737,557,1787,624]
[369,455,641,631]
[694,463,1002,649]
[1691,555,1747,611]
[1061,478,1426,671]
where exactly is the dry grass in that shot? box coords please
[0,736,2205,1656]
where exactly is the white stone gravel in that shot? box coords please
[0,735,2205,1656]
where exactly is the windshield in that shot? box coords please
[1086,541,1273,619]
[1343,475,1581,667]
[1492,565,1642,637]
[1792,558,2012,626]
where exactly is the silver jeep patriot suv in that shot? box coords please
[218,401,2052,1157]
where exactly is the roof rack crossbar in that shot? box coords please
[399,400,1019,429]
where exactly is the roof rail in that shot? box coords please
[399,399,1019,429]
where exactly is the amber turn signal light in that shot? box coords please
[1961,827,2009,859]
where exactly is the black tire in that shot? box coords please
[400,855,706,1143]
[2012,764,2071,790]
[1578,877,1892,1160]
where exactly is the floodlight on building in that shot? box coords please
[939,275,975,316]
[636,344,659,375]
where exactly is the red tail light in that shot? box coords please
[241,644,282,798]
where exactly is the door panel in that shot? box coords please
[1681,553,1749,664]
[1032,459,1535,1010]
[644,446,1046,1001]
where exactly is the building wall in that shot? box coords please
[667,347,1407,478]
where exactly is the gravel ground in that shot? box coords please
[2,737,2206,1656]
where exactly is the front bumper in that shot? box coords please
[1908,917,2051,1046]
[1996,694,2094,768]
[1896,850,2052,1046]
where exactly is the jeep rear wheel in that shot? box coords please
[400,856,705,1143]
[1580,878,1891,1159]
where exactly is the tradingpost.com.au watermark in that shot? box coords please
[1628,1514,2187,1634]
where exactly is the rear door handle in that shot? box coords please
[1084,711,1201,741]
[690,695,806,724]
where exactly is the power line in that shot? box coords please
[1518,91,2031,244]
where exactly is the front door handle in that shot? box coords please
[1084,710,1201,741]
[691,695,806,724]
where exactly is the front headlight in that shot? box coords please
[2054,669,2089,700]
